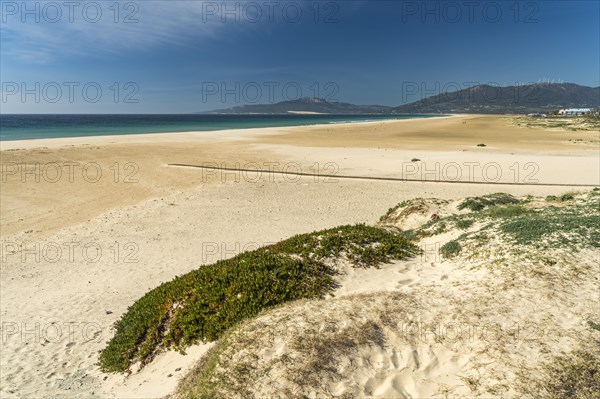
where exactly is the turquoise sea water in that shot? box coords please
[0,114,441,141]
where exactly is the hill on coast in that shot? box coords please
[392,83,600,114]
[202,97,392,114]
[202,83,600,114]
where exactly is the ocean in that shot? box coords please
[0,114,440,141]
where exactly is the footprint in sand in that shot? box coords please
[396,279,413,287]
[391,375,414,398]
[411,349,421,369]
[64,341,75,355]
[390,350,400,369]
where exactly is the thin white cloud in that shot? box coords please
[0,1,235,63]
[1,0,369,64]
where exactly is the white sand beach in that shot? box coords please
[1,115,599,398]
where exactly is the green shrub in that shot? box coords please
[560,193,575,201]
[440,240,461,258]
[455,219,474,229]
[268,224,418,268]
[458,193,520,212]
[99,252,335,373]
[99,225,418,373]
[414,218,449,238]
[588,320,600,332]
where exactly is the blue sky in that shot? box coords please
[1,0,599,113]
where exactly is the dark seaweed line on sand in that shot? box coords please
[168,163,599,187]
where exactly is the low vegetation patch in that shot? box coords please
[499,212,599,248]
[455,219,474,230]
[379,200,412,223]
[588,321,600,332]
[416,191,599,267]
[99,252,335,373]
[513,115,600,132]
[440,240,462,258]
[458,193,520,212]
[99,225,418,373]
[560,192,575,201]
[485,204,529,218]
[268,224,418,268]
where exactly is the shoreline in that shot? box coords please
[0,114,459,150]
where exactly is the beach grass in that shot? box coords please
[518,341,600,399]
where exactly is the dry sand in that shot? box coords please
[0,114,598,398]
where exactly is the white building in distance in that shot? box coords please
[558,108,592,116]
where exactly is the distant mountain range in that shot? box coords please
[392,83,600,114]
[201,83,600,114]
[203,97,391,114]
